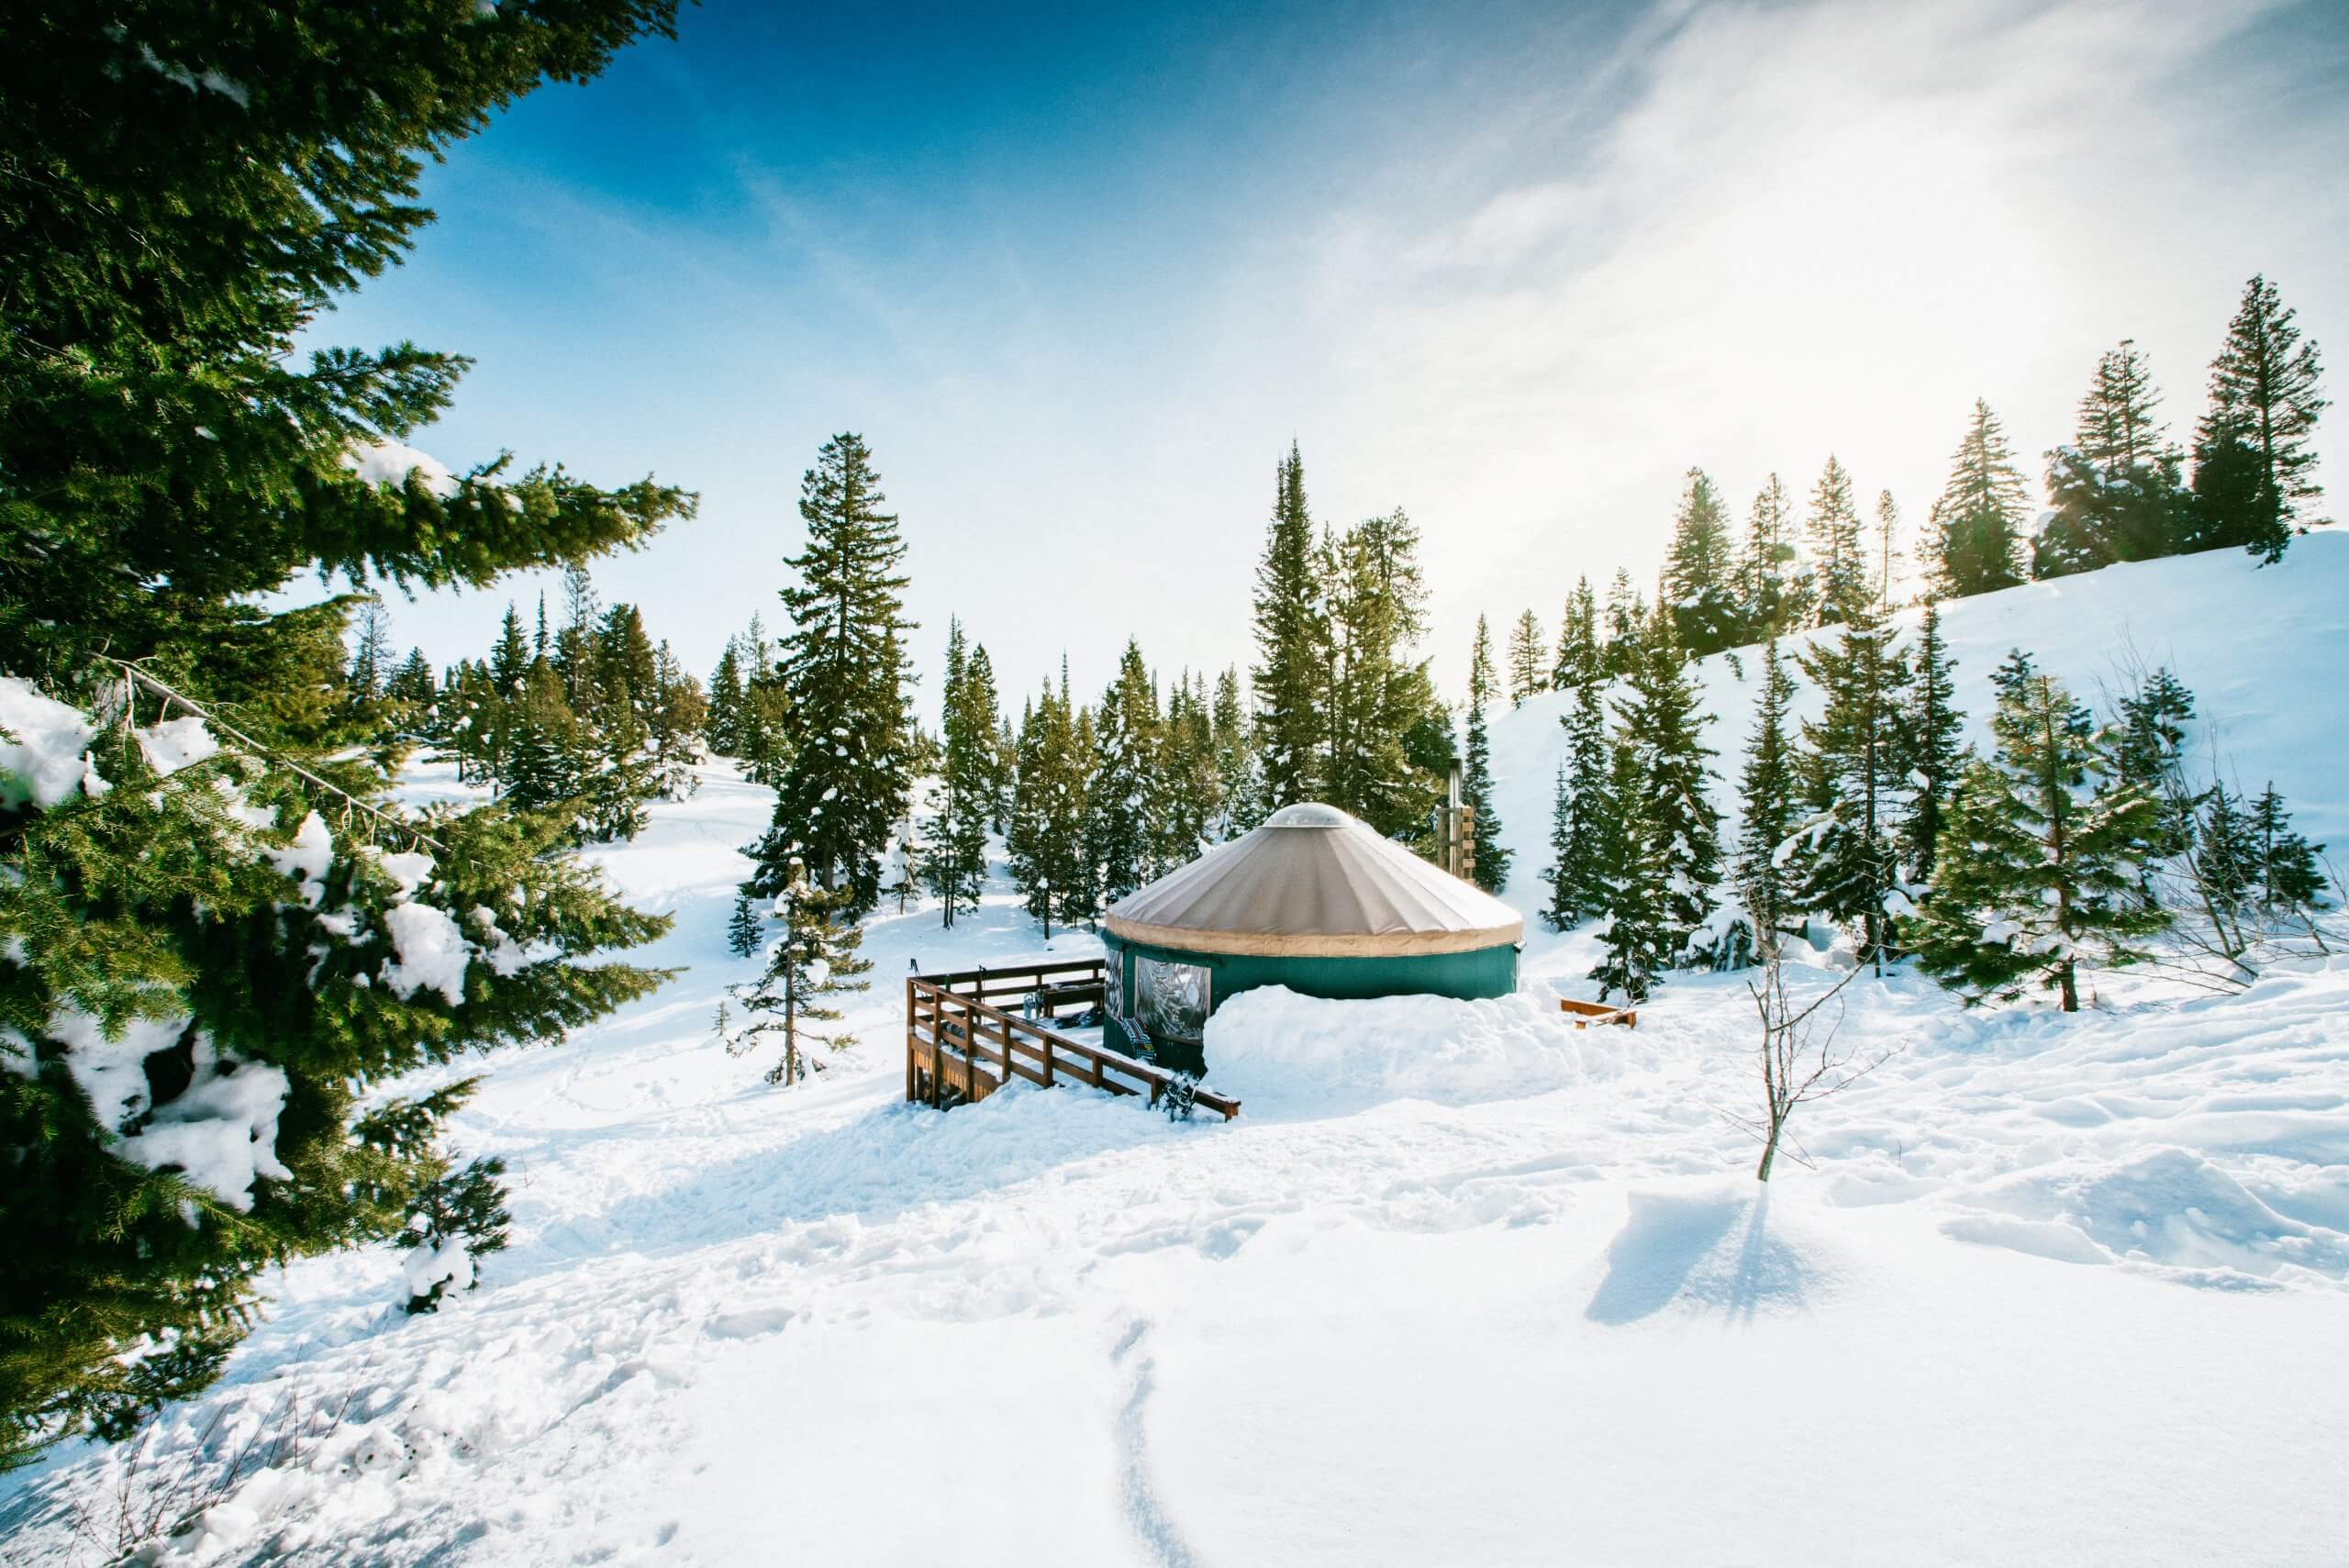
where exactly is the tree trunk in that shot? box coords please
[1756,1115,1782,1182]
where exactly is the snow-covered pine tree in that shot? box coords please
[2189,275,2329,563]
[1552,575,1601,691]
[502,659,589,818]
[1928,398,2031,597]
[1789,601,1913,973]
[1589,734,1667,1003]
[726,894,763,958]
[1898,600,1964,887]
[350,1080,511,1316]
[1806,456,1872,628]
[1618,612,1724,963]
[646,640,706,796]
[1462,617,1510,893]
[1505,608,1547,705]
[1733,639,1800,961]
[1740,474,1803,642]
[1086,641,1164,905]
[1208,667,1260,837]
[1007,674,1092,937]
[1664,468,1742,656]
[1909,651,2165,1009]
[2036,339,2191,579]
[0,0,687,1464]
[719,854,872,1085]
[745,433,916,918]
[1251,442,1327,810]
[1547,671,1613,926]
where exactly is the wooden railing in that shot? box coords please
[905,960,1241,1120]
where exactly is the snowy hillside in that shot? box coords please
[6,549,2349,1565]
[1488,533,2349,937]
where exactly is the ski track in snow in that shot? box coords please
[6,542,2349,1564]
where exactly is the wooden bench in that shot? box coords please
[1560,997,1636,1029]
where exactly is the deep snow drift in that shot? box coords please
[5,542,2347,1566]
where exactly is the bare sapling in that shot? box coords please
[1739,949,1885,1183]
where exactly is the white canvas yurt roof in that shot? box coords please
[1102,803,1524,958]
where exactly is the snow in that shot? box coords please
[401,1239,474,1304]
[115,1035,293,1212]
[41,1007,291,1210]
[380,901,470,1005]
[5,546,2348,1563]
[135,714,218,775]
[0,676,97,809]
[264,809,335,905]
[341,438,460,499]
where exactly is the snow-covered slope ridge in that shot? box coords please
[2,543,2345,1566]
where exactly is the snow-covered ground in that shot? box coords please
[6,541,2349,1565]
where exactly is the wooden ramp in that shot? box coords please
[905,959,1241,1120]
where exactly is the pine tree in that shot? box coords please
[348,595,394,701]
[1251,443,1326,809]
[489,603,534,695]
[2251,784,2327,911]
[1662,468,1741,655]
[1007,672,1092,936]
[1789,602,1913,973]
[1740,474,1802,641]
[2038,340,2190,577]
[1589,736,1667,1004]
[719,855,872,1085]
[746,433,917,919]
[1546,672,1613,927]
[726,894,763,959]
[503,659,589,819]
[386,648,438,711]
[1617,615,1724,962]
[0,0,686,1464]
[1320,511,1443,837]
[1504,608,1545,706]
[1601,569,1647,678]
[1085,640,1164,904]
[2189,275,2329,562]
[351,1080,511,1315]
[1461,617,1510,893]
[1735,639,1800,953]
[1208,667,1259,838]
[2111,664,2198,868]
[1899,600,1964,886]
[926,620,1001,926]
[1806,456,1872,628]
[706,641,746,758]
[1552,576,1600,690]
[1909,652,2165,1009]
[1158,673,1220,867]
[1929,399,2031,596]
[1873,490,1904,611]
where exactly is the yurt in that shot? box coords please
[1099,802,1522,1073]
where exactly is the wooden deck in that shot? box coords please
[905,958,1241,1120]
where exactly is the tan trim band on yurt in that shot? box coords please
[1100,802,1524,959]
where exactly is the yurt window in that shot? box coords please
[1135,955,1210,1051]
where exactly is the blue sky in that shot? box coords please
[328,0,2349,715]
